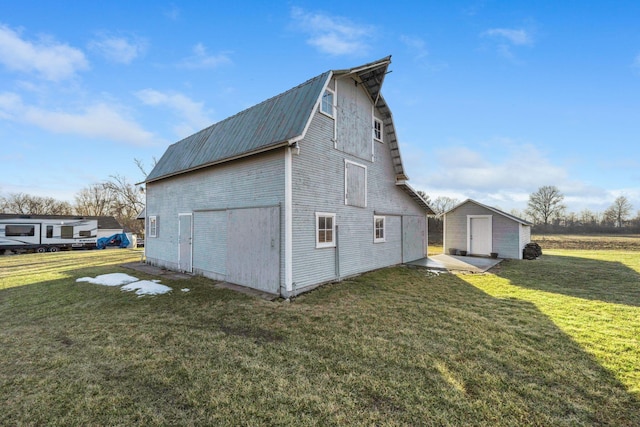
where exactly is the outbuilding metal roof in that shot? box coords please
[441,199,532,225]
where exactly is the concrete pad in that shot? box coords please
[407,254,501,273]
[121,262,191,280]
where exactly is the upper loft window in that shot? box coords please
[321,89,335,118]
[373,118,383,142]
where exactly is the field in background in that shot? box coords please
[1,244,639,425]
[533,234,640,251]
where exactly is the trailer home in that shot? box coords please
[0,215,99,253]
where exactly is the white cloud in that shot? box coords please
[481,28,534,61]
[290,7,374,56]
[430,143,566,191]
[179,43,232,69]
[136,89,213,137]
[88,33,147,64]
[0,24,89,81]
[400,35,428,59]
[483,28,533,46]
[0,91,156,146]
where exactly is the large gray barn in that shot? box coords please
[442,199,532,260]
[142,57,433,297]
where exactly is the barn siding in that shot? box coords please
[290,76,425,292]
[492,213,520,259]
[336,78,372,162]
[193,210,227,279]
[145,150,285,283]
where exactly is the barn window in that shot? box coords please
[373,118,383,142]
[148,215,158,238]
[345,160,367,207]
[315,212,336,248]
[374,216,385,243]
[320,89,335,118]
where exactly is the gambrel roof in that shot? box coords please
[144,56,433,214]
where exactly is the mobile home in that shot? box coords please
[0,215,99,253]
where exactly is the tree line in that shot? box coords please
[0,174,145,235]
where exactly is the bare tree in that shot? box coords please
[429,196,460,215]
[1,193,72,215]
[416,190,431,206]
[134,157,157,178]
[607,195,633,228]
[103,174,145,234]
[526,186,566,226]
[579,208,599,226]
[74,183,115,216]
[75,175,144,235]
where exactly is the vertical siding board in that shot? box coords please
[193,211,227,277]
[336,79,371,161]
[226,206,280,294]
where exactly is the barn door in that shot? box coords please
[178,213,193,273]
[469,216,491,255]
[402,216,425,263]
[226,206,280,294]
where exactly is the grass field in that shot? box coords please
[1,245,639,425]
[533,233,640,250]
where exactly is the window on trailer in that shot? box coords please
[61,226,73,239]
[6,225,35,236]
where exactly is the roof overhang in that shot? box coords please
[333,55,391,104]
[396,181,435,215]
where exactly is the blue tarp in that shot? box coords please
[96,233,130,249]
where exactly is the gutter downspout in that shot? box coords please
[284,146,293,296]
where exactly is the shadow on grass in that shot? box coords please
[2,259,639,425]
[493,254,640,306]
[295,267,640,425]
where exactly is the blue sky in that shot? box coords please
[1,1,639,215]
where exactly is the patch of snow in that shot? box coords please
[76,273,140,287]
[121,280,172,296]
[181,288,190,292]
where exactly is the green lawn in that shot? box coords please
[0,248,639,426]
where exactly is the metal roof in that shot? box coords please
[396,182,435,215]
[441,199,533,225]
[144,56,424,213]
[146,71,331,182]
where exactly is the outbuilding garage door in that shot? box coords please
[226,206,280,294]
[402,215,425,263]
